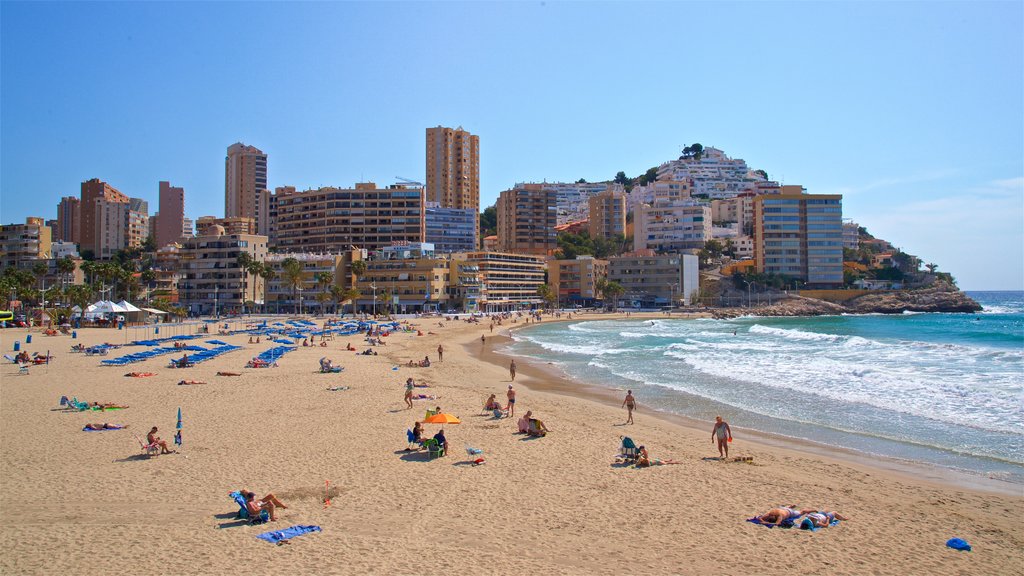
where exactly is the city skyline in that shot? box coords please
[1,2,1021,289]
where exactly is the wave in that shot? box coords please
[523,339,633,356]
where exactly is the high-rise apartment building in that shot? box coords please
[178,229,268,315]
[634,199,711,253]
[269,183,425,254]
[588,189,627,240]
[55,197,81,244]
[753,193,843,287]
[496,184,558,256]
[79,178,129,254]
[195,216,255,236]
[156,181,185,249]
[425,203,477,253]
[0,217,52,268]
[426,126,479,239]
[225,143,269,235]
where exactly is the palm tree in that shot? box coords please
[350,259,367,281]
[57,256,76,291]
[604,281,625,312]
[315,271,334,315]
[246,260,265,314]
[281,257,304,314]
[236,253,253,314]
[67,284,92,326]
[536,283,557,310]
[258,265,275,314]
[140,269,157,303]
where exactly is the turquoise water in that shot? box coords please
[509,291,1024,483]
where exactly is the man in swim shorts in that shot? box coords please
[506,384,517,418]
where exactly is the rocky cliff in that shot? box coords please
[712,282,982,318]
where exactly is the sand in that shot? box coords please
[0,315,1021,576]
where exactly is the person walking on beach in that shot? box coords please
[509,359,517,381]
[506,384,517,417]
[712,416,732,458]
[437,344,444,362]
[404,378,415,409]
[481,334,486,345]
[622,390,636,425]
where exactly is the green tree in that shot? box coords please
[281,257,304,314]
[236,252,254,314]
[350,259,367,280]
[753,169,769,180]
[614,171,630,186]
[576,178,587,184]
[681,143,704,161]
[479,205,497,242]
[603,281,625,312]
[316,271,334,315]
[638,166,659,186]
[258,264,275,313]
[57,256,76,290]
[536,283,557,310]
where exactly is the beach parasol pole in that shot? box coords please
[324,480,331,507]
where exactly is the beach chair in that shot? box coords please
[406,429,421,450]
[133,433,161,457]
[229,491,269,524]
[19,364,30,375]
[423,438,445,459]
[620,436,639,461]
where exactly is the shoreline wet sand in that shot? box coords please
[1,316,1021,575]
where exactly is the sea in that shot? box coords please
[508,291,1024,485]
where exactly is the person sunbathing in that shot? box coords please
[319,341,327,347]
[147,427,175,454]
[635,446,683,467]
[91,402,129,411]
[243,490,288,521]
[346,343,355,351]
[755,506,804,526]
[217,371,242,376]
[177,380,206,385]
[84,422,125,430]
[804,510,849,527]
[71,344,85,352]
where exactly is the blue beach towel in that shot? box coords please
[946,538,971,551]
[256,525,321,544]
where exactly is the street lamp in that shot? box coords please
[214,282,219,319]
[370,282,377,317]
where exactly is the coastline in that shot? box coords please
[477,316,1023,496]
[2,318,1021,575]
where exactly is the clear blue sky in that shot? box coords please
[2,1,1021,290]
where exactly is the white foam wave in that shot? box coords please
[527,339,632,356]
[749,324,844,342]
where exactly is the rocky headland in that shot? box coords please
[712,282,982,319]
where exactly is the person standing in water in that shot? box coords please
[711,416,732,458]
[622,390,636,425]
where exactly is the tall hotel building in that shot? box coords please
[269,182,425,254]
[79,178,129,255]
[496,184,558,256]
[426,126,480,240]
[753,192,843,287]
[156,181,185,249]
[588,188,627,240]
[425,203,477,253]
[55,196,81,243]
[225,143,269,236]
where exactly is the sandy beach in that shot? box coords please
[1,315,1021,576]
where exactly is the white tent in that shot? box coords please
[90,300,121,314]
[117,300,142,312]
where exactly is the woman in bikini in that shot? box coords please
[755,506,804,526]
[244,491,288,521]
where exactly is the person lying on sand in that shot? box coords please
[635,446,683,467]
[804,510,849,527]
[217,371,242,376]
[178,380,206,385]
[84,422,125,430]
[147,427,175,454]
[755,506,804,526]
[91,402,129,411]
[243,491,288,521]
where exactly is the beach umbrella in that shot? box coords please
[422,413,461,425]
[174,407,183,446]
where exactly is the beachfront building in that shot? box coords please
[51,241,79,260]
[196,216,255,236]
[608,251,700,307]
[753,193,844,287]
[0,217,52,269]
[225,142,270,235]
[79,178,129,255]
[546,255,608,308]
[425,203,477,253]
[153,243,183,303]
[93,198,148,259]
[426,126,480,239]
[351,243,481,313]
[656,147,769,199]
[496,184,558,256]
[513,181,617,224]
[269,183,425,254]
[177,228,268,316]
[264,252,349,314]
[633,199,711,253]
[55,196,81,244]
[588,189,627,240]
[459,251,546,312]
[155,181,186,249]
